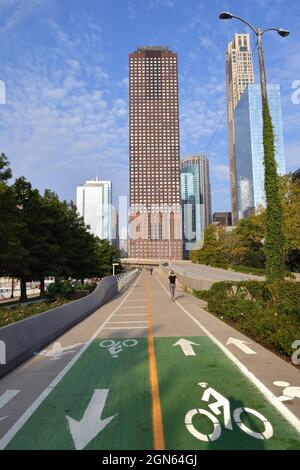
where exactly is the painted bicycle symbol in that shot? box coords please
[99,339,138,358]
[185,382,273,442]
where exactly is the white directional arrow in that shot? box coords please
[173,338,200,356]
[0,390,20,422]
[38,342,83,360]
[66,389,117,450]
[226,337,257,355]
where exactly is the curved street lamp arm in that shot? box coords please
[230,14,258,35]
[262,28,280,35]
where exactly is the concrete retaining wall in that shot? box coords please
[158,265,214,291]
[0,274,133,379]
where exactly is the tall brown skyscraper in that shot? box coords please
[129,46,182,259]
[226,34,254,224]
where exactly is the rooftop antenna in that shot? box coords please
[96,167,99,181]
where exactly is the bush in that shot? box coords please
[193,280,300,360]
[46,279,75,302]
[0,299,68,327]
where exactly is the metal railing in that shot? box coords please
[116,269,139,291]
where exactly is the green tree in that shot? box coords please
[280,174,300,272]
[190,225,224,266]
[235,212,266,268]
[11,178,45,300]
[95,239,122,278]
[0,155,26,279]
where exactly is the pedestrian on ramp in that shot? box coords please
[168,270,177,302]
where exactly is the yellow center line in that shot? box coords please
[147,287,165,450]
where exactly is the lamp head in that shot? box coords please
[219,11,233,20]
[278,28,289,37]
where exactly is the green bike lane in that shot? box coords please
[3,272,300,450]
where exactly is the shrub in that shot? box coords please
[46,279,75,302]
[193,280,300,360]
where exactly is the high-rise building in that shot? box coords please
[119,226,128,257]
[76,179,112,240]
[111,207,119,248]
[226,33,254,224]
[129,46,182,259]
[235,84,286,219]
[213,212,232,227]
[180,155,211,259]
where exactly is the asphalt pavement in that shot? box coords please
[0,271,299,450]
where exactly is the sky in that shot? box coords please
[0,0,299,215]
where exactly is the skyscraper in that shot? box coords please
[111,207,119,248]
[129,46,182,259]
[235,84,286,219]
[76,179,112,241]
[226,33,254,224]
[180,155,211,259]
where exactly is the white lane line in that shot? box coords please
[0,391,20,410]
[0,274,141,450]
[120,306,147,309]
[126,299,147,302]
[155,275,300,435]
[103,327,148,330]
[114,314,148,317]
[107,321,148,324]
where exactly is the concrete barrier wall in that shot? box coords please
[0,273,137,379]
[158,265,214,291]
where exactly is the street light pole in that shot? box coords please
[257,29,267,102]
[219,12,289,283]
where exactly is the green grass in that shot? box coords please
[193,280,300,363]
[0,299,69,328]
[227,265,266,276]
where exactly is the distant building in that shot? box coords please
[235,84,286,220]
[111,207,119,248]
[213,212,232,227]
[119,226,128,257]
[76,179,112,241]
[226,33,254,225]
[129,46,182,260]
[180,155,211,259]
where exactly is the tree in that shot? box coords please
[0,155,26,279]
[280,175,300,272]
[234,212,266,268]
[190,225,224,266]
[11,178,45,300]
[95,239,121,278]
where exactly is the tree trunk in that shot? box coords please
[10,278,15,299]
[40,277,45,296]
[20,278,27,302]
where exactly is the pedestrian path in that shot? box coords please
[0,271,300,450]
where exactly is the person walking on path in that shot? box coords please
[168,270,177,302]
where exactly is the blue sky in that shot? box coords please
[0,0,299,214]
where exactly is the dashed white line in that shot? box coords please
[0,274,141,450]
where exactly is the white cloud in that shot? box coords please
[0,0,45,34]
[128,2,136,19]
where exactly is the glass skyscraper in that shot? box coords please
[234,84,286,220]
[180,155,211,259]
